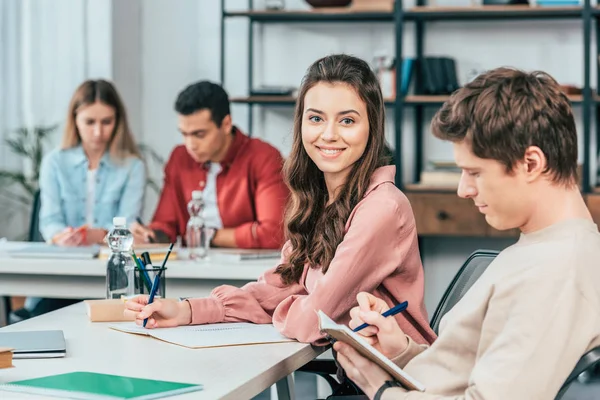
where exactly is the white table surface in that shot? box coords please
[0,303,324,399]
[0,256,275,299]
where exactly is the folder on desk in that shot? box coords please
[4,242,100,259]
[208,248,281,262]
[109,322,295,349]
[0,330,66,359]
[0,371,203,399]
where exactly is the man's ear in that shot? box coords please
[522,145,547,183]
[220,114,233,135]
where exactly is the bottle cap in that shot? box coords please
[192,190,203,200]
[113,217,126,226]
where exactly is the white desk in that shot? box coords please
[0,257,275,299]
[0,303,324,399]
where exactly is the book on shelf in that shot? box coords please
[418,161,461,188]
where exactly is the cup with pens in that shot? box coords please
[131,243,174,299]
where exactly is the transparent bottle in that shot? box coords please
[105,217,135,299]
[185,190,209,260]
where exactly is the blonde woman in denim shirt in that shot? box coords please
[39,80,145,246]
[8,80,148,322]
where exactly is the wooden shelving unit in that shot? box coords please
[224,9,394,22]
[405,5,583,20]
[222,1,600,237]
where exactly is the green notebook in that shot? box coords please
[0,371,203,399]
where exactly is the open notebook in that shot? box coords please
[0,371,202,400]
[317,310,426,392]
[109,322,295,349]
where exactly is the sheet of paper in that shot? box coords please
[110,322,295,348]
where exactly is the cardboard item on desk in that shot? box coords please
[0,330,66,359]
[109,322,295,349]
[84,299,134,322]
[0,347,14,369]
[317,310,426,392]
[0,371,203,399]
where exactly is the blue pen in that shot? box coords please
[142,243,174,328]
[352,301,409,333]
[143,272,162,328]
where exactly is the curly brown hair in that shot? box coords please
[275,54,391,285]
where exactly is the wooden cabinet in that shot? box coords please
[406,192,488,236]
[407,192,600,238]
[585,194,600,226]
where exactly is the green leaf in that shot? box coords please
[5,138,29,157]
[36,124,59,138]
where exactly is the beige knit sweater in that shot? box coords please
[385,219,600,400]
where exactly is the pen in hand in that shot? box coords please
[352,301,409,333]
[142,243,175,328]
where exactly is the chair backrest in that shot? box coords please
[28,190,43,243]
[430,249,499,334]
[555,346,600,399]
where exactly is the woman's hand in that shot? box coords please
[52,227,85,247]
[349,292,409,359]
[85,228,107,245]
[123,296,192,328]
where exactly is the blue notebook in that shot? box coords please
[0,371,203,400]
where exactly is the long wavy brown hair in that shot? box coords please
[62,79,140,160]
[275,54,391,285]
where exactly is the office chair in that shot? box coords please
[27,189,43,243]
[429,249,498,334]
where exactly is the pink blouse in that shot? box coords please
[187,166,436,345]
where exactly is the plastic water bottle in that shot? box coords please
[105,217,135,299]
[185,190,209,260]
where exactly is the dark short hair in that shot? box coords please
[431,67,578,186]
[174,81,231,127]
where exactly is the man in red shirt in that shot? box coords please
[131,81,288,249]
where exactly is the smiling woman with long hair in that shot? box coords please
[124,54,435,349]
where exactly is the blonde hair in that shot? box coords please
[62,79,141,159]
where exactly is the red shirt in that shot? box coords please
[149,128,289,249]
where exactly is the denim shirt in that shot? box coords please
[38,146,146,241]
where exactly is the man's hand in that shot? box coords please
[334,341,396,399]
[349,292,409,359]
[130,221,157,244]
